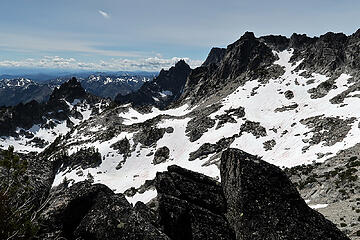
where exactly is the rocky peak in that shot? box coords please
[177,31,280,106]
[350,28,360,39]
[220,148,350,240]
[290,32,353,74]
[319,32,348,45]
[216,31,276,80]
[115,60,191,109]
[202,47,226,67]
[156,60,191,92]
[239,31,256,41]
[289,33,317,49]
[49,77,87,103]
[174,59,188,68]
[259,34,290,51]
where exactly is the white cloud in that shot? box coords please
[0,56,202,72]
[98,10,110,19]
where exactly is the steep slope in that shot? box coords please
[202,47,226,67]
[43,30,360,196]
[115,60,191,109]
[221,148,349,240]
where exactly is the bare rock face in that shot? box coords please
[202,47,226,67]
[153,146,170,165]
[37,181,169,240]
[284,90,294,99]
[49,77,87,103]
[154,165,235,240]
[115,60,191,109]
[220,148,350,240]
[31,149,350,240]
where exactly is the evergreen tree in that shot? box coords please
[0,146,37,239]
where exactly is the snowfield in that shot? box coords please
[3,49,360,204]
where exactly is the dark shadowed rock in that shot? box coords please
[115,60,191,109]
[153,146,170,164]
[49,77,87,103]
[284,90,294,99]
[179,31,279,106]
[154,165,235,240]
[134,126,166,147]
[110,137,131,155]
[220,148,350,240]
[260,35,290,51]
[37,181,169,240]
[202,47,226,66]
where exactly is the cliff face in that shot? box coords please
[220,148,349,240]
[115,60,191,109]
[202,47,226,67]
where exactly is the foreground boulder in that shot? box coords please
[154,165,235,240]
[37,181,169,240]
[35,148,349,240]
[220,148,350,240]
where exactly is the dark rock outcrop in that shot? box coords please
[115,60,191,109]
[189,136,236,161]
[30,149,350,240]
[37,181,170,240]
[0,77,101,137]
[49,77,87,103]
[153,146,170,164]
[284,90,294,99]
[154,165,235,240]
[260,35,290,51]
[179,32,280,106]
[220,148,350,240]
[202,47,226,67]
[239,120,267,138]
[134,126,166,147]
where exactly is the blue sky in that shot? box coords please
[0,0,359,72]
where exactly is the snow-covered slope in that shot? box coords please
[2,31,360,210]
[0,99,107,152]
[38,48,360,204]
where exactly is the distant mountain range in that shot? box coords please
[0,72,157,106]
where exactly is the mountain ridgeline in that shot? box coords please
[0,72,154,107]
[115,60,191,109]
[2,29,360,239]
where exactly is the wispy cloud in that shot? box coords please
[98,10,110,19]
[0,32,141,58]
[0,56,202,71]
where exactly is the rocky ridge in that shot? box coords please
[33,149,349,239]
[0,77,110,152]
[115,60,191,109]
